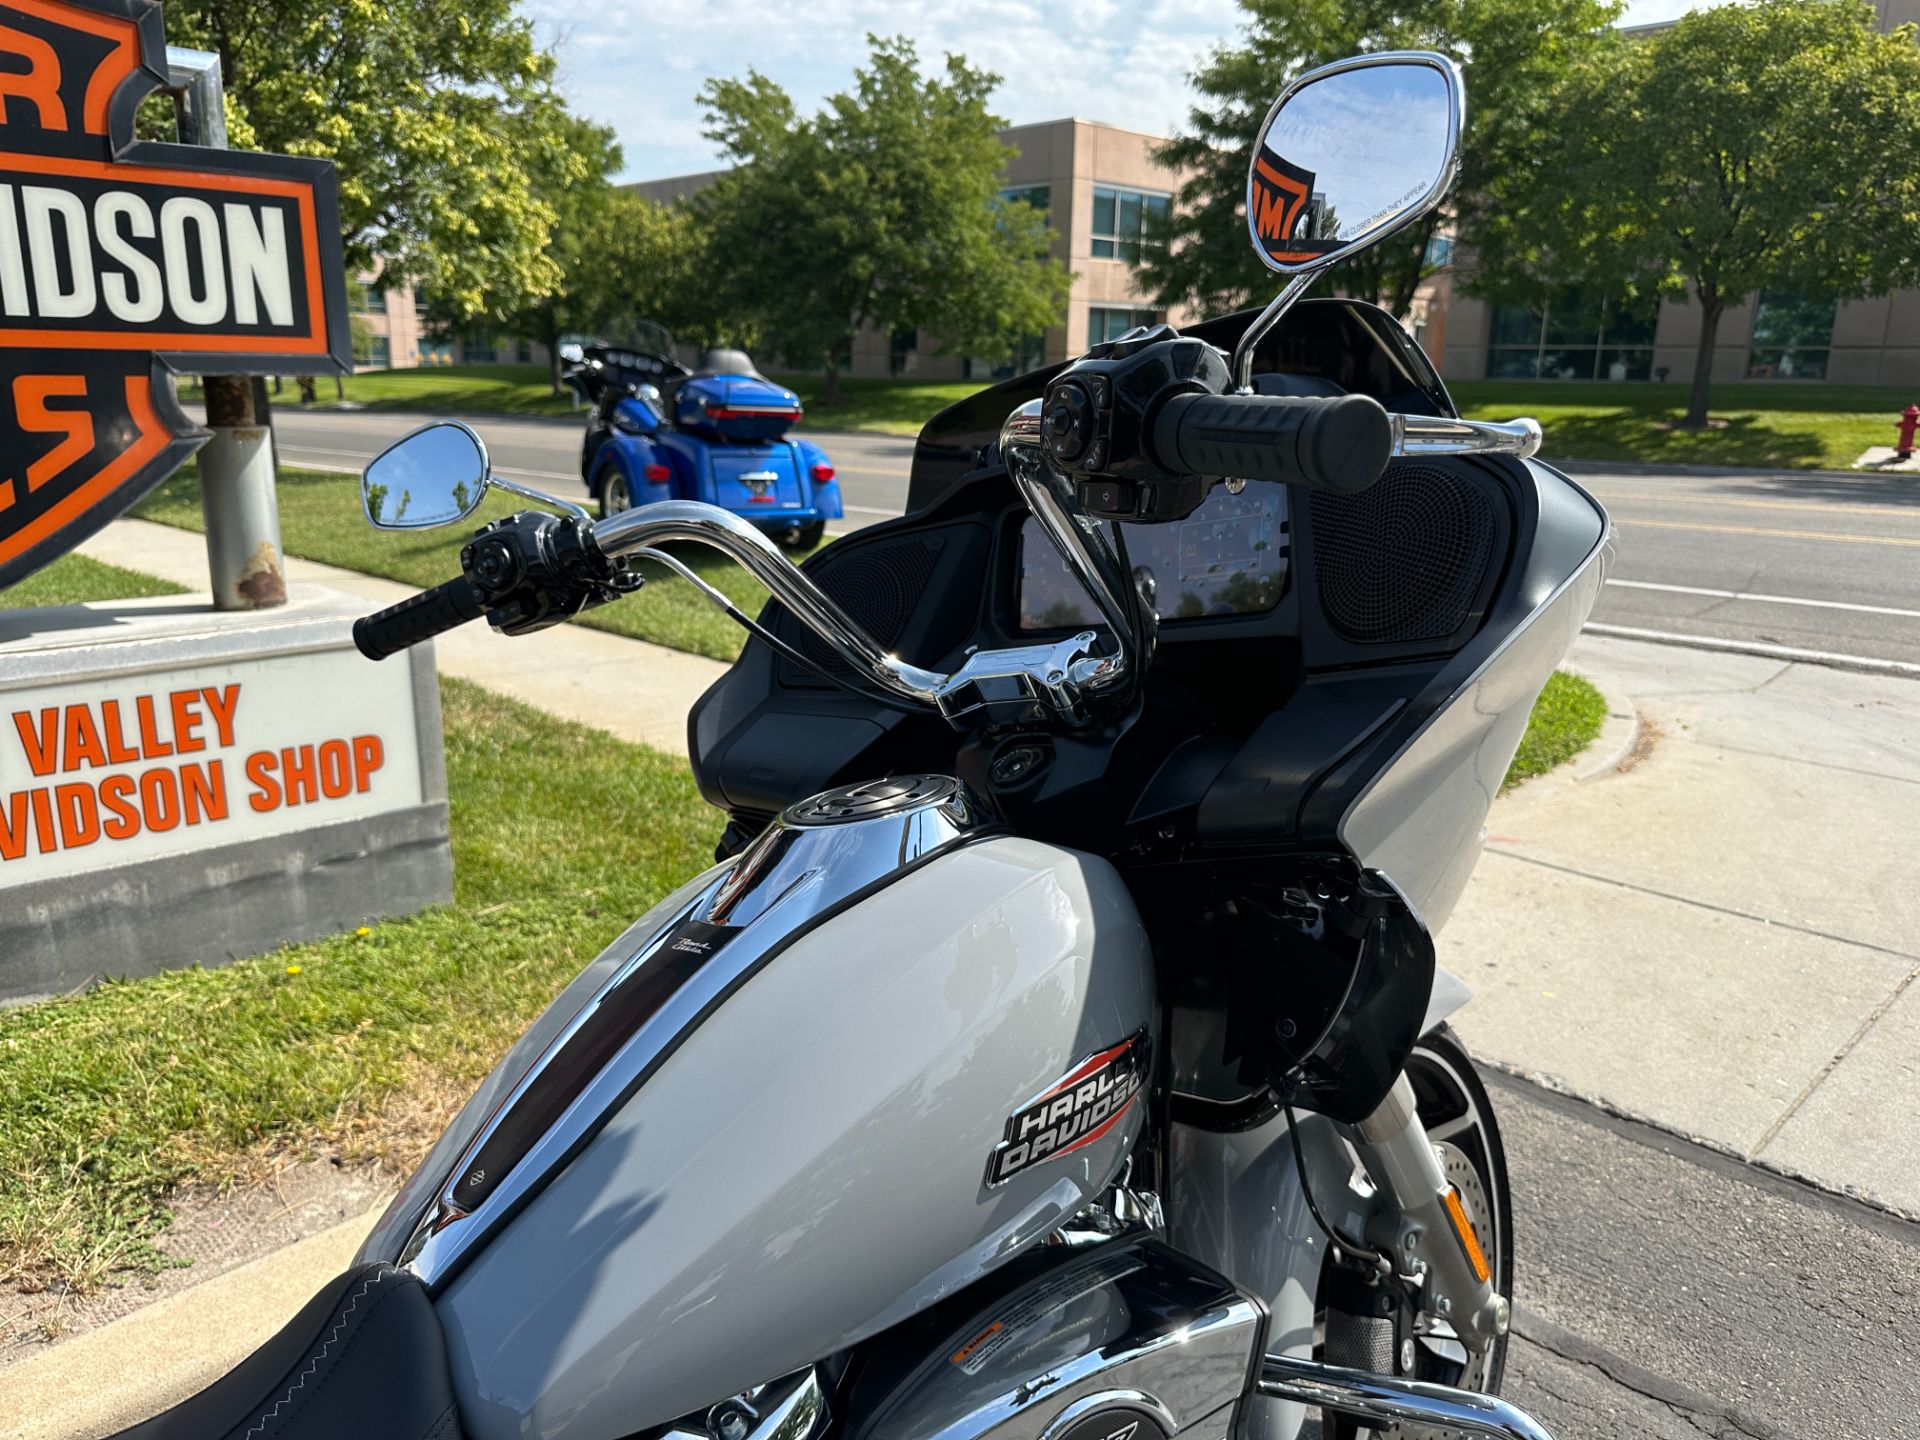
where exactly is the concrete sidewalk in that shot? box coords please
[74,518,728,757]
[1445,633,1920,1217]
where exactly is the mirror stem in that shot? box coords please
[491,473,595,526]
[1230,273,1317,393]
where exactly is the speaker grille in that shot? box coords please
[787,537,944,681]
[1310,463,1497,646]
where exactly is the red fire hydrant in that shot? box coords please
[1898,404,1920,461]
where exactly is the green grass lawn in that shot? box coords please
[1503,671,1609,790]
[1453,380,1909,471]
[0,554,188,609]
[180,365,579,418]
[0,672,720,1293]
[773,374,989,436]
[181,366,986,437]
[131,463,816,661]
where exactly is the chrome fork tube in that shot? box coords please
[1346,1074,1509,1349]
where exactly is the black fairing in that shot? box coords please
[687,299,1606,1125]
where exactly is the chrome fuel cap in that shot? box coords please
[784,775,964,825]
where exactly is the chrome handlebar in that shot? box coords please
[595,502,947,707]
[591,501,1128,728]
[1391,413,1543,460]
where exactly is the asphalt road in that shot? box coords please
[1574,467,1920,672]
[1492,1073,1920,1439]
[255,406,916,531]
[257,406,1920,671]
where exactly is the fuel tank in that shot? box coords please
[361,777,1155,1440]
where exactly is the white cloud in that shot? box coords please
[522,0,1719,181]
[519,0,1244,181]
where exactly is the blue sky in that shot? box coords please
[518,0,1707,183]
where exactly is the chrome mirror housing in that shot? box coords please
[362,422,491,530]
[1246,52,1463,276]
[1232,51,1464,390]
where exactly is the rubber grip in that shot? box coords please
[353,576,487,662]
[1151,392,1392,494]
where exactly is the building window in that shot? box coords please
[420,339,454,366]
[1747,292,1836,380]
[888,327,919,378]
[348,279,382,315]
[966,335,1046,382]
[463,329,497,365]
[516,340,534,364]
[1090,185,1170,261]
[1088,306,1160,346]
[365,335,390,369]
[999,184,1051,217]
[1485,290,1657,380]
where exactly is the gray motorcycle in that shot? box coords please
[113,52,1606,1440]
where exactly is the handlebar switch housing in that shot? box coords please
[1039,328,1234,524]
[460,510,640,637]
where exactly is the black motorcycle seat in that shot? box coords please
[107,1263,462,1440]
[692,346,763,378]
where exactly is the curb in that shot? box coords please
[1557,658,1640,782]
[0,1201,385,1440]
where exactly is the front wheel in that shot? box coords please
[1323,1026,1513,1437]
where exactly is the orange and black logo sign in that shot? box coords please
[0,0,348,591]
[1250,148,1337,267]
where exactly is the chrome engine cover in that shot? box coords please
[849,1239,1266,1440]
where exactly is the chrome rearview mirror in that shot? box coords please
[1247,51,1462,275]
[1232,51,1464,390]
[363,421,491,530]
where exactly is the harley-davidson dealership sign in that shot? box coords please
[0,0,349,591]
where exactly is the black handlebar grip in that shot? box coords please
[353,576,487,662]
[1151,392,1392,495]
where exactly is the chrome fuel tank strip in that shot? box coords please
[399,777,993,1290]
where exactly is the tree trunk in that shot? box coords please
[1680,290,1723,430]
[823,363,842,407]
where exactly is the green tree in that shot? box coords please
[1136,0,1622,320]
[158,0,588,324]
[695,36,1071,403]
[1473,0,1920,426]
[485,116,706,391]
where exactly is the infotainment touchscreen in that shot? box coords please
[1017,481,1289,630]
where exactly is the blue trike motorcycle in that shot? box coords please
[562,343,843,546]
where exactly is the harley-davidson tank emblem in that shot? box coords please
[985,1033,1148,1188]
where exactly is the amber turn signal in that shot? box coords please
[1442,1186,1491,1284]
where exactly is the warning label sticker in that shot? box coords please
[948,1250,1144,1375]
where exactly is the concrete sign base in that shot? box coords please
[0,587,453,1005]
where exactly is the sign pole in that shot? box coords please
[165,46,287,610]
